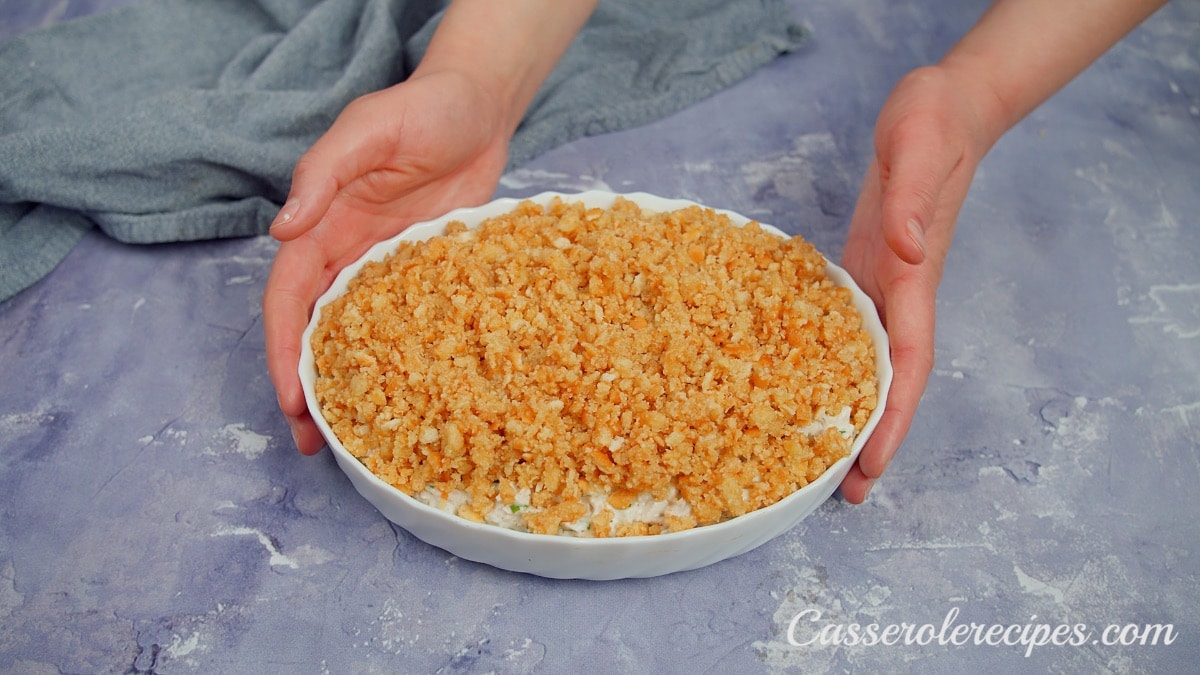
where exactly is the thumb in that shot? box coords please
[876,117,960,266]
[268,153,341,242]
[268,97,394,242]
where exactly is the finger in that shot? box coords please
[856,268,936,480]
[842,163,886,310]
[839,463,874,504]
[877,117,961,266]
[269,162,339,242]
[287,410,328,456]
[263,237,328,420]
[269,99,396,241]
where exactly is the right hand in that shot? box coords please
[838,65,992,502]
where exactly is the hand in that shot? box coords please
[263,70,510,455]
[835,0,1166,501]
[838,65,993,502]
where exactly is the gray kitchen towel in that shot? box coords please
[0,0,806,302]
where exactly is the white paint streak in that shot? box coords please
[222,423,270,460]
[682,159,715,173]
[164,631,201,658]
[0,409,55,433]
[1128,283,1200,338]
[212,526,298,569]
[0,560,24,620]
[739,133,837,206]
[499,168,612,192]
[1013,565,1066,606]
[1160,400,1200,428]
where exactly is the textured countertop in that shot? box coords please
[2,1,1197,672]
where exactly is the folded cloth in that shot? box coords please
[0,0,806,302]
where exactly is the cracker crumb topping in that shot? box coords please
[312,197,877,536]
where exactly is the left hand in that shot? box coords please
[838,65,992,502]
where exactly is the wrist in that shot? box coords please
[403,67,513,146]
[935,0,1168,149]
[935,55,1011,158]
[410,48,526,139]
[413,0,596,136]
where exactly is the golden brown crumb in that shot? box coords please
[311,197,877,536]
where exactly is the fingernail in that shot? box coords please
[285,416,302,451]
[905,218,927,260]
[862,479,875,501]
[271,199,299,231]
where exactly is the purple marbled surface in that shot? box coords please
[2,0,1198,672]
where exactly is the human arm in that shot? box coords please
[264,0,597,455]
[839,0,1169,502]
